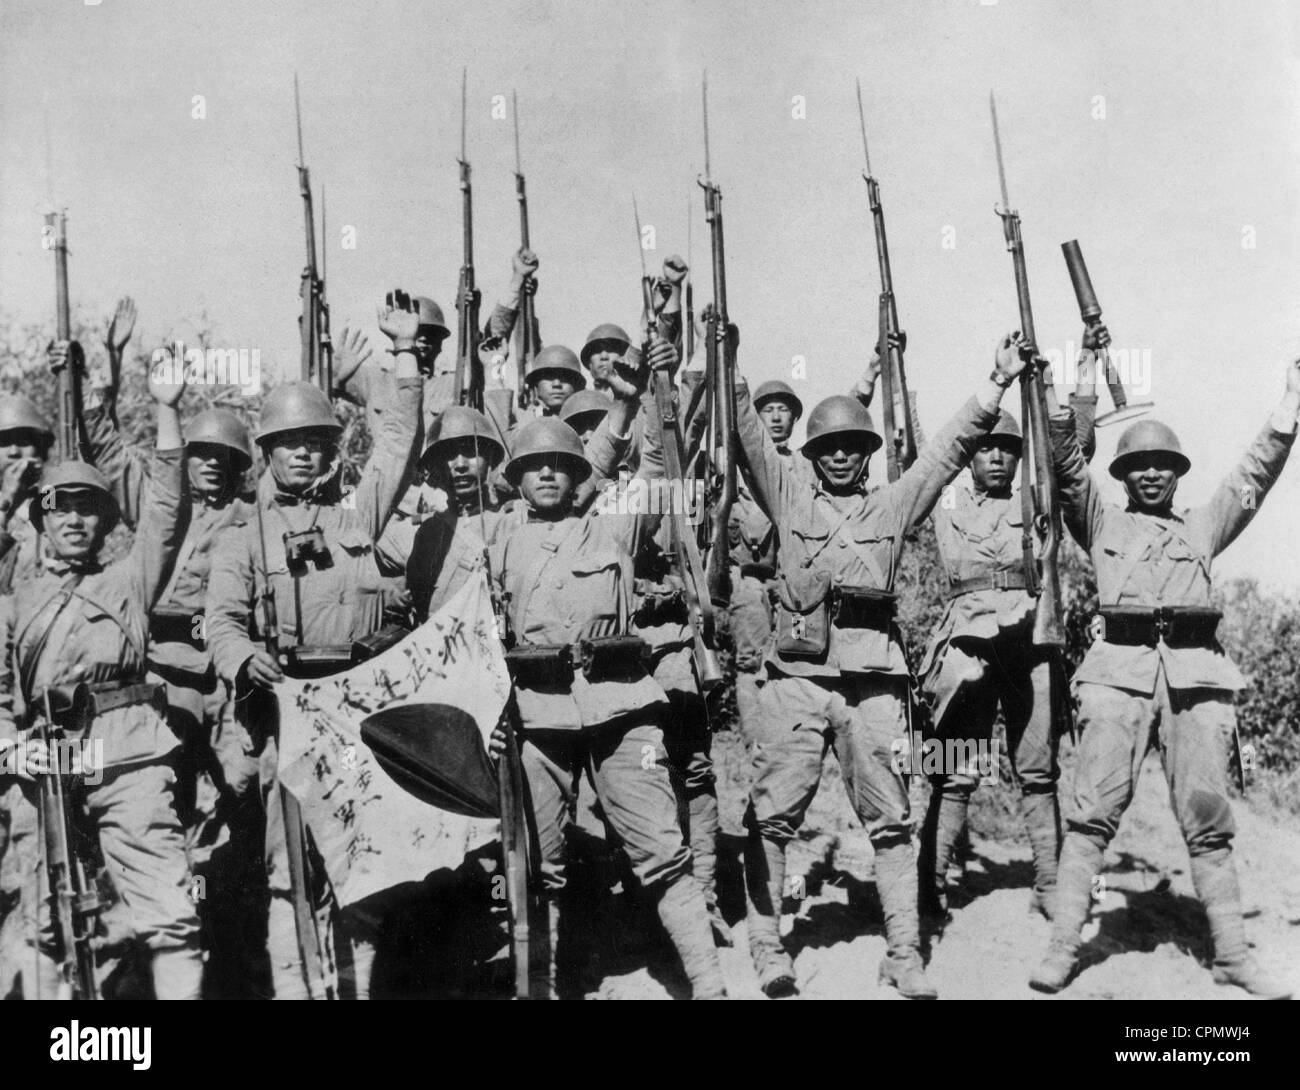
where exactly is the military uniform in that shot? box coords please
[487,423,725,998]
[0,451,202,999]
[205,377,419,1000]
[1032,406,1294,995]
[916,464,1059,913]
[83,404,259,832]
[734,379,1001,996]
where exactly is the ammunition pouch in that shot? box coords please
[774,570,832,659]
[577,635,649,682]
[831,585,897,629]
[149,605,204,649]
[279,646,354,679]
[350,623,410,663]
[1097,606,1222,649]
[504,644,575,688]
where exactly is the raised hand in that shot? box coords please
[995,331,1032,380]
[512,247,539,281]
[105,296,137,354]
[148,345,187,406]
[333,326,374,389]
[662,254,688,284]
[377,290,421,345]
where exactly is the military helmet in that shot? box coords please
[419,406,505,472]
[31,460,120,533]
[1108,419,1190,479]
[526,345,587,389]
[414,297,450,339]
[0,395,54,443]
[983,409,1023,451]
[255,383,342,447]
[753,380,804,421]
[580,323,632,368]
[502,417,592,485]
[801,395,883,458]
[559,389,612,430]
[186,408,253,466]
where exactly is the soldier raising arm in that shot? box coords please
[1029,358,1300,998]
[730,333,1030,1000]
[0,364,201,999]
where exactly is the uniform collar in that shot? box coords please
[41,554,102,578]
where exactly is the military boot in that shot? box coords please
[1192,849,1293,1000]
[742,822,796,997]
[1029,833,1101,993]
[918,789,968,919]
[1021,789,1061,920]
[873,837,937,1000]
[688,792,732,947]
[656,876,727,999]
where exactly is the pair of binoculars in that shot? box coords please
[283,527,331,572]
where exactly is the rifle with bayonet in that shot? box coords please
[513,92,539,410]
[1060,240,1154,428]
[856,80,916,482]
[634,198,723,694]
[253,498,335,1000]
[456,69,483,412]
[45,209,90,463]
[471,459,545,998]
[989,92,1066,650]
[698,74,738,613]
[295,75,332,393]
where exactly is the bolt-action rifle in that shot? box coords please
[456,69,483,412]
[295,75,332,393]
[698,74,738,612]
[856,80,916,481]
[634,197,723,694]
[990,93,1066,651]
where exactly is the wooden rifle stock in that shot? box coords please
[36,696,103,1000]
[699,82,737,610]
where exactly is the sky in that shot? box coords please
[2,0,1299,587]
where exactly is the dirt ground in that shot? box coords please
[580,728,1300,1001]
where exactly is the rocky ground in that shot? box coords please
[580,728,1300,1001]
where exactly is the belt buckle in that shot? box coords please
[1152,608,1170,645]
[990,569,1012,591]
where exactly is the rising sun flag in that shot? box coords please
[275,573,510,908]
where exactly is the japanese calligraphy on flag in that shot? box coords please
[276,573,509,907]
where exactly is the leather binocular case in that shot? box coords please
[278,624,413,680]
[577,635,649,682]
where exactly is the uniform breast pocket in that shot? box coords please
[568,553,622,630]
[790,526,830,569]
[336,528,383,596]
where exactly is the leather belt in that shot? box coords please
[739,563,777,581]
[946,569,1029,599]
[35,680,163,727]
[1097,607,1222,649]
